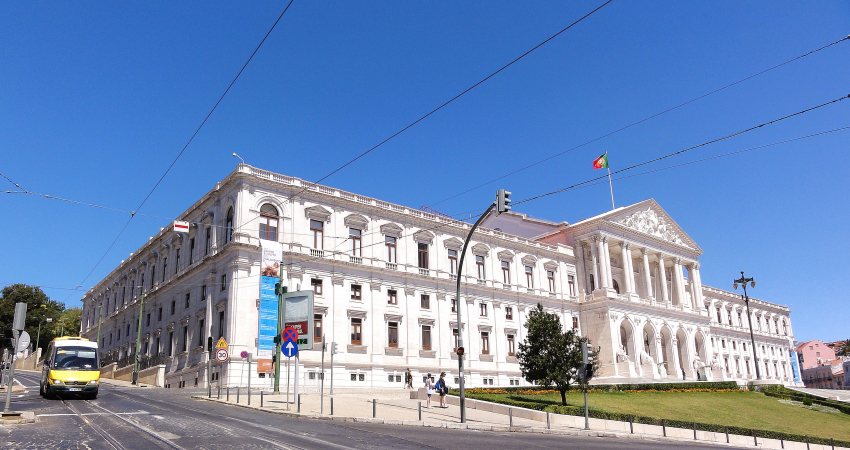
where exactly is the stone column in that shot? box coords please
[642,250,654,300]
[691,263,704,310]
[657,254,669,304]
[594,236,608,289]
[621,243,633,294]
[673,258,686,307]
[602,236,613,289]
[589,239,600,291]
[625,243,637,295]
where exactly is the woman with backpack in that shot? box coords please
[435,372,448,408]
[425,373,434,407]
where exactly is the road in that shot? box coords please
[2,371,743,449]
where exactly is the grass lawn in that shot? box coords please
[467,390,850,442]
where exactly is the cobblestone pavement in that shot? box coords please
[2,371,743,449]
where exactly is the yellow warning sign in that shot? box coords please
[215,337,228,350]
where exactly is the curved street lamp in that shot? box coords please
[733,271,761,380]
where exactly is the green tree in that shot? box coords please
[517,303,585,406]
[0,284,64,352]
[836,339,850,357]
[56,308,83,337]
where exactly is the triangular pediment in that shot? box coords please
[607,200,700,252]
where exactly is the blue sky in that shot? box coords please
[1,2,848,342]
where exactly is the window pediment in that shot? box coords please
[413,230,435,244]
[380,223,403,238]
[347,309,367,319]
[443,237,463,250]
[471,243,490,256]
[543,261,558,271]
[305,205,332,222]
[344,213,369,230]
[497,250,515,262]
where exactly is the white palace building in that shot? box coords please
[79,165,803,389]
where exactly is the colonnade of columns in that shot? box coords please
[581,234,704,311]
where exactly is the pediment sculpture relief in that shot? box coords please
[616,208,692,249]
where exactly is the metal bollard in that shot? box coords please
[693,422,697,440]
[208,383,211,398]
[330,397,334,416]
[372,399,376,418]
[805,436,810,450]
[753,430,757,446]
[227,387,230,401]
[237,387,240,403]
[248,388,251,405]
[780,438,784,449]
[831,437,835,450]
[725,427,729,443]
[418,402,422,421]
[629,417,633,434]
[662,419,666,437]
[297,394,301,413]
[509,408,513,428]
[261,391,264,408]
[546,412,550,430]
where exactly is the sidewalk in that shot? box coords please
[191,387,848,450]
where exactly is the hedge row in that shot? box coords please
[759,386,850,415]
[459,381,740,394]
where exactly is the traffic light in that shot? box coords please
[207,336,213,352]
[273,335,280,345]
[275,283,282,296]
[496,189,512,214]
[584,363,594,381]
[331,342,338,354]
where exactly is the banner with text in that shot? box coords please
[258,239,282,358]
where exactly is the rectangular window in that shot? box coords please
[126,322,130,336]
[387,289,398,305]
[505,307,513,320]
[481,332,490,355]
[420,294,430,309]
[150,266,156,288]
[448,249,458,275]
[220,274,227,292]
[170,300,176,315]
[146,313,151,327]
[174,251,180,274]
[155,336,160,355]
[140,273,145,294]
[349,228,362,256]
[422,325,432,350]
[197,319,204,347]
[479,303,488,317]
[314,314,323,342]
[501,261,511,284]
[550,271,559,293]
[507,334,516,356]
[189,238,195,265]
[351,318,362,345]
[451,298,457,313]
[387,322,399,348]
[476,255,486,279]
[183,325,189,352]
[525,265,534,288]
[572,316,579,330]
[158,307,163,321]
[417,243,429,269]
[205,226,211,256]
[589,274,595,291]
[351,284,362,300]
[185,293,190,309]
[168,331,174,356]
[162,258,168,283]
[310,219,324,250]
[567,274,575,296]
[311,278,323,296]
[385,236,397,263]
[218,310,225,339]
[453,328,460,350]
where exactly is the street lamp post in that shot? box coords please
[733,271,761,380]
[35,317,53,356]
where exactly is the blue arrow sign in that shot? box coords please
[282,339,299,358]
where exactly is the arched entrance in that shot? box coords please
[659,326,675,378]
[676,327,691,380]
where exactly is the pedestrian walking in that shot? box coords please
[404,368,413,389]
[425,373,434,407]
[435,372,448,408]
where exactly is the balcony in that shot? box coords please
[385,262,397,270]
[349,255,362,264]
[310,248,325,258]
[418,268,430,277]
[477,279,486,286]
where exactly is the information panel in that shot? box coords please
[283,290,314,348]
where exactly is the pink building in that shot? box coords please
[796,340,837,370]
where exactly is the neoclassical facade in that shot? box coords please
[79,166,801,389]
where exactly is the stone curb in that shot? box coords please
[191,395,749,448]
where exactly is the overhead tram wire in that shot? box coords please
[513,93,850,207]
[74,0,297,290]
[425,34,850,208]
[286,0,614,201]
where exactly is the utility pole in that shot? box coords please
[273,269,286,393]
[454,188,510,423]
[320,336,326,415]
[733,272,760,380]
[132,293,145,385]
[35,317,53,358]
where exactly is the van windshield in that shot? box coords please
[52,346,98,370]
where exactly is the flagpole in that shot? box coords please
[606,153,615,210]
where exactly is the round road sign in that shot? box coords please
[282,326,298,342]
[240,350,249,359]
[215,348,229,363]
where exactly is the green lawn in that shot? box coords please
[466,390,850,442]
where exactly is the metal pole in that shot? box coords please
[3,330,20,413]
[35,321,42,358]
[372,398,376,418]
[509,408,513,427]
[297,394,301,413]
[743,289,761,380]
[329,342,335,396]
[418,401,422,421]
[132,293,145,385]
[274,275,286,393]
[455,202,496,424]
[286,358,290,410]
[95,302,103,352]
[261,390,264,408]
[583,387,589,430]
[320,337,326,415]
[330,397,334,415]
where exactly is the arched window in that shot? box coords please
[225,207,234,243]
[259,204,279,241]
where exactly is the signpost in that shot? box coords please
[4,302,27,413]
[215,348,229,363]
[281,327,298,409]
[173,220,190,233]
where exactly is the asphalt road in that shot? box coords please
[2,371,744,449]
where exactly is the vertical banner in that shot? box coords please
[789,351,802,384]
[283,291,314,348]
[258,240,282,360]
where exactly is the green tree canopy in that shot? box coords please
[1,284,65,352]
[517,303,586,406]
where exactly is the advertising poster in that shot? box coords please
[258,239,282,359]
[283,291,314,348]
[789,351,802,384]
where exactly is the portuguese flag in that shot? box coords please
[592,152,608,170]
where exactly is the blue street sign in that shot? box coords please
[282,339,299,358]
